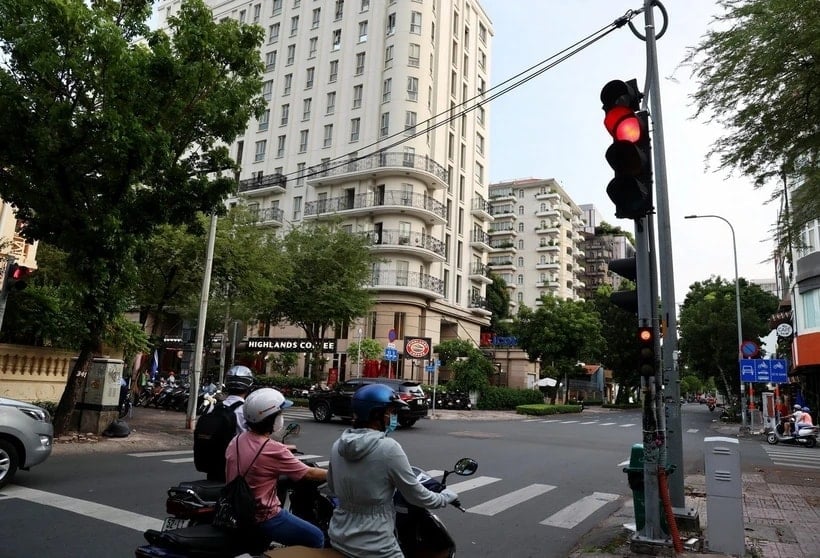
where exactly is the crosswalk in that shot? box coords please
[761,444,820,470]
[127,449,622,530]
[523,417,639,428]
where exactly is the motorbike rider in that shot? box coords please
[221,365,255,433]
[225,387,327,548]
[327,383,459,558]
[796,407,814,431]
[784,404,803,436]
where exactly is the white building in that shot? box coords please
[157,0,495,379]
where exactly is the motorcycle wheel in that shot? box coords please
[806,437,817,449]
[312,402,332,423]
[398,417,417,428]
[766,433,779,445]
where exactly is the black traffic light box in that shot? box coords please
[608,256,638,314]
[637,326,657,377]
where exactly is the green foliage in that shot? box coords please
[346,338,384,363]
[253,374,314,392]
[515,404,583,416]
[267,352,299,375]
[486,273,512,336]
[477,386,543,410]
[433,339,476,366]
[594,221,635,246]
[680,374,704,397]
[449,351,493,392]
[590,286,641,403]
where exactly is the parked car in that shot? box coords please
[308,378,428,427]
[0,397,54,488]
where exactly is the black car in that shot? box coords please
[308,378,428,427]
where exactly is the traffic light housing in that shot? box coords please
[608,256,637,314]
[601,79,653,220]
[4,263,32,291]
[638,326,656,377]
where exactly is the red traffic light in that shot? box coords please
[638,328,653,342]
[637,326,656,377]
[4,262,33,291]
[604,106,642,142]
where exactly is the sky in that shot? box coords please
[479,0,779,306]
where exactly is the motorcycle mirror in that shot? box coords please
[283,422,301,439]
[453,457,478,476]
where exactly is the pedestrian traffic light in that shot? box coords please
[601,79,653,220]
[637,326,656,377]
[4,263,32,292]
[608,256,638,314]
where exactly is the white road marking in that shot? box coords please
[1,485,162,532]
[560,420,579,424]
[467,484,556,516]
[686,429,699,433]
[617,460,630,467]
[541,419,561,423]
[295,454,323,461]
[539,492,620,529]
[128,450,193,458]
[600,422,616,426]
[164,457,194,463]
[447,476,501,493]
[523,419,542,422]
[580,421,598,425]
[316,460,330,467]
[619,423,636,428]
[423,470,444,478]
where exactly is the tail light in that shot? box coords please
[398,393,414,402]
[166,498,214,518]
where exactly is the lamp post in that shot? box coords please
[356,328,363,378]
[684,214,746,430]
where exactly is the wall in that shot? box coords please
[0,343,75,402]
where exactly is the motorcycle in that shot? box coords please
[767,420,818,448]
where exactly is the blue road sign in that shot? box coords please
[384,347,399,362]
[425,364,435,372]
[740,359,788,383]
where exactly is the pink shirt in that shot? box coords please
[225,432,309,523]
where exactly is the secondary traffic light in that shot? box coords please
[601,79,653,220]
[608,256,637,314]
[637,326,656,377]
[4,263,32,291]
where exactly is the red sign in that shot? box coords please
[327,367,338,387]
[404,337,432,360]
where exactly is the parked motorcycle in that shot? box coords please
[767,420,818,448]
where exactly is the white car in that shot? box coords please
[0,397,54,488]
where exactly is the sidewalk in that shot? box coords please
[52,407,820,557]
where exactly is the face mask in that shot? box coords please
[385,413,398,434]
[273,413,285,433]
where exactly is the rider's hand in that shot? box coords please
[285,444,298,451]
[440,488,459,505]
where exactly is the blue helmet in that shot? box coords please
[802,407,810,413]
[352,384,408,423]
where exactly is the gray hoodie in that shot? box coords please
[327,428,448,558]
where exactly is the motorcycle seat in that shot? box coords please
[171,479,225,502]
[145,524,267,556]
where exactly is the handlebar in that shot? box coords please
[451,500,466,512]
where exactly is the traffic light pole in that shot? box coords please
[642,0,684,507]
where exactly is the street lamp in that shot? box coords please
[684,214,746,430]
[356,328,363,378]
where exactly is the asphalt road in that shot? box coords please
[0,403,758,558]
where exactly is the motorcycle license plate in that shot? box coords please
[161,517,190,531]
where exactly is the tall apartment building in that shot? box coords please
[580,233,635,299]
[486,178,586,308]
[157,0,495,377]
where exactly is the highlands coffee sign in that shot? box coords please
[247,337,337,353]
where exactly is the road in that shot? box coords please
[1,403,813,557]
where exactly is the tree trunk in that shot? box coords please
[52,344,94,437]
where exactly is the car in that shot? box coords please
[0,397,54,488]
[308,378,429,427]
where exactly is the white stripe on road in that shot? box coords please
[295,454,323,461]
[541,419,561,423]
[1,485,162,532]
[164,457,194,463]
[447,476,501,493]
[467,484,556,516]
[600,422,616,426]
[128,450,193,458]
[523,419,542,422]
[619,423,636,428]
[580,421,598,425]
[539,492,620,529]
[560,420,579,424]
[423,470,444,479]
[316,460,330,467]
[617,460,630,467]
[686,429,699,433]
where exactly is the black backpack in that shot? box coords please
[212,438,269,531]
[193,400,243,476]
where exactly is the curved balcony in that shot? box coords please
[237,173,286,197]
[536,208,559,218]
[469,295,493,316]
[488,224,517,238]
[368,269,444,299]
[488,260,516,272]
[536,261,559,270]
[304,190,446,225]
[362,229,446,262]
[535,190,559,201]
[469,263,493,285]
[306,151,448,188]
[489,189,517,203]
[535,225,560,236]
[471,197,494,222]
[250,207,284,227]
[470,230,492,252]
[537,242,560,252]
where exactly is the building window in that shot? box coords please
[280,103,289,126]
[312,8,321,28]
[254,140,266,162]
[361,0,370,11]
[382,78,392,102]
[262,80,273,101]
[406,77,419,101]
[290,16,299,36]
[326,92,336,115]
[299,129,309,152]
[302,97,312,120]
[355,52,366,75]
[334,0,344,20]
[286,44,295,65]
[518,239,524,249]
[329,60,339,82]
[276,135,286,157]
[332,29,342,50]
[519,222,525,232]
[352,84,363,108]
[258,109,269,131]
[519,205,524,215]
[405,111,417,134]
[802,288,820,329]
[350,117,360,141]
[476,133,484,155]
[410,11,422,34]
[305,67,315,89]
[252,4,261,23]
[403,146,415,166]
[283,73,292,95]
[239,9,246,23]
[272,0,282,16]
[380,112,389,137]
[386,12,396,35]
[308,37,317,58]
[265,50,277,71]
[292,196,302,220]
[384,45,394,69]
[358,20,368,42]
[408,43,420,67]
[323,124,333,147]
[296,162,306,185]
[517,257,524,267]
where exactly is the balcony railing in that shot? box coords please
[469,295,489,309]
[237,173,286,194]
[369,269,444,296]
[304,190,446,219]
[471,196,491,214]
[472,230,491,246]
[306,151,448,183]
[470,263,489,276]
[251,206,284,224]
[362,229,445,257]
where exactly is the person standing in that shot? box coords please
[327,384,459,558]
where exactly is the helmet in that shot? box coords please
[352,384,408,423]
[794,404,802,410]
[802,407,810,413]
[225,365,254,393]
[243,388,293,424]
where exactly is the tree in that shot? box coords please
[270,224,376,380]
[485,272,512,336]
[0,0,265,435]
[594,221,635,247]
[346,338,384,364]
[449,349,494,393]
[678,276,778,403]
[513,294,604,379]
[433,339,476,366]
[685,0,820,241]
[590,285,642,403]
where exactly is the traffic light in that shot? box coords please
[601,79,653,219]
[637,326,656,377]
[4,263,32,292]
[608,256,637,313]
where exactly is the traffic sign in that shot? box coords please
[383,347,399,362]
[740,340,760,358]
[740,359,788,383]
[425,364,435,372]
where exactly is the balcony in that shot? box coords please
[488,224,517,237]
[535,280,559,288]
[470,197,494,222]
[237,173,286,197]
[468,295,493,316]
[488,188,517,203]
[368,269,444,299]
[535,225,560,236]
[535,261,559,270]
[537,242,560,252]
[535,189,559,201]
[304,190,447,225]
[250,206,284,227]
[535,207,559,218]
[488,260,515,272]
[470,230,492,252]
[363,229,446,262]
[469,263,493,284]
[305,151,448,188]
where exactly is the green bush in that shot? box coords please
[254,374,314,392]
[602,402,641,410]
[478,386,543,410]
[516,404,583,416]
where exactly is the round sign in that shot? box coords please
[388,329,397,342]
[405,338,431,359]
[740,340,760,357]
[776,323,793,338]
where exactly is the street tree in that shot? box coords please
[433,339,476,366]
[513,294,604,381]
[678,276,778,404]
[485,272,512,336]
[346,338,384,364]
[685,0,820,239]
[268,224,376,380]
[0,0,265,435]
[590,285,642,403]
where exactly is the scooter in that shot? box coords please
[767,420,818,448]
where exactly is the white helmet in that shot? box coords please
[243,388,293,425]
